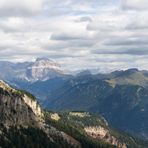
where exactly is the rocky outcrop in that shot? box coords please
[50,113,60,121]
[69,112,90,118]
[23,94,43,118]
[84,126,127,148]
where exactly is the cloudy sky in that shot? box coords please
[0,0,148,72]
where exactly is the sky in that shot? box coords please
[0,0,148,72]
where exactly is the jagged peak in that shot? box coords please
[35,57,59,65]
[32,57,61,69]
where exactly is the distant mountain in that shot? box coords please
[0,58,66,82]
[1,80,146,148]
[106,68,148,88]
[76,70,92,77]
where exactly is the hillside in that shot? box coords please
[45,111,148,148]
[1,80,147,147]
[42,75,148,138]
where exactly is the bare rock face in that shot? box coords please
[84,126,127,148]
[0,80,43,126]
[23,94,43,118]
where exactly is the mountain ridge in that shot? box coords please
[1,80,146,148]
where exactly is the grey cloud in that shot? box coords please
[68,40,94,48]
[105,38,148,46]
[50,32,93,42]
[75,16,92,22]
[93,48,148,56]
[0,0,43,17]
[79,16,92,22]
[121,0,148,10]
[0,8,38,17]
[51,33,83,41]
[50,33,95,48]
[126,24,148,30]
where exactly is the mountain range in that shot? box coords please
[1,80,147,148]
[1,58,148,143]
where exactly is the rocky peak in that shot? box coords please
[30,58,62,71]
[25,58,64,81]
[0,58,66,82]
[36,57,51,62]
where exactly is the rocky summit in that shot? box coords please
[0,58,65,82]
